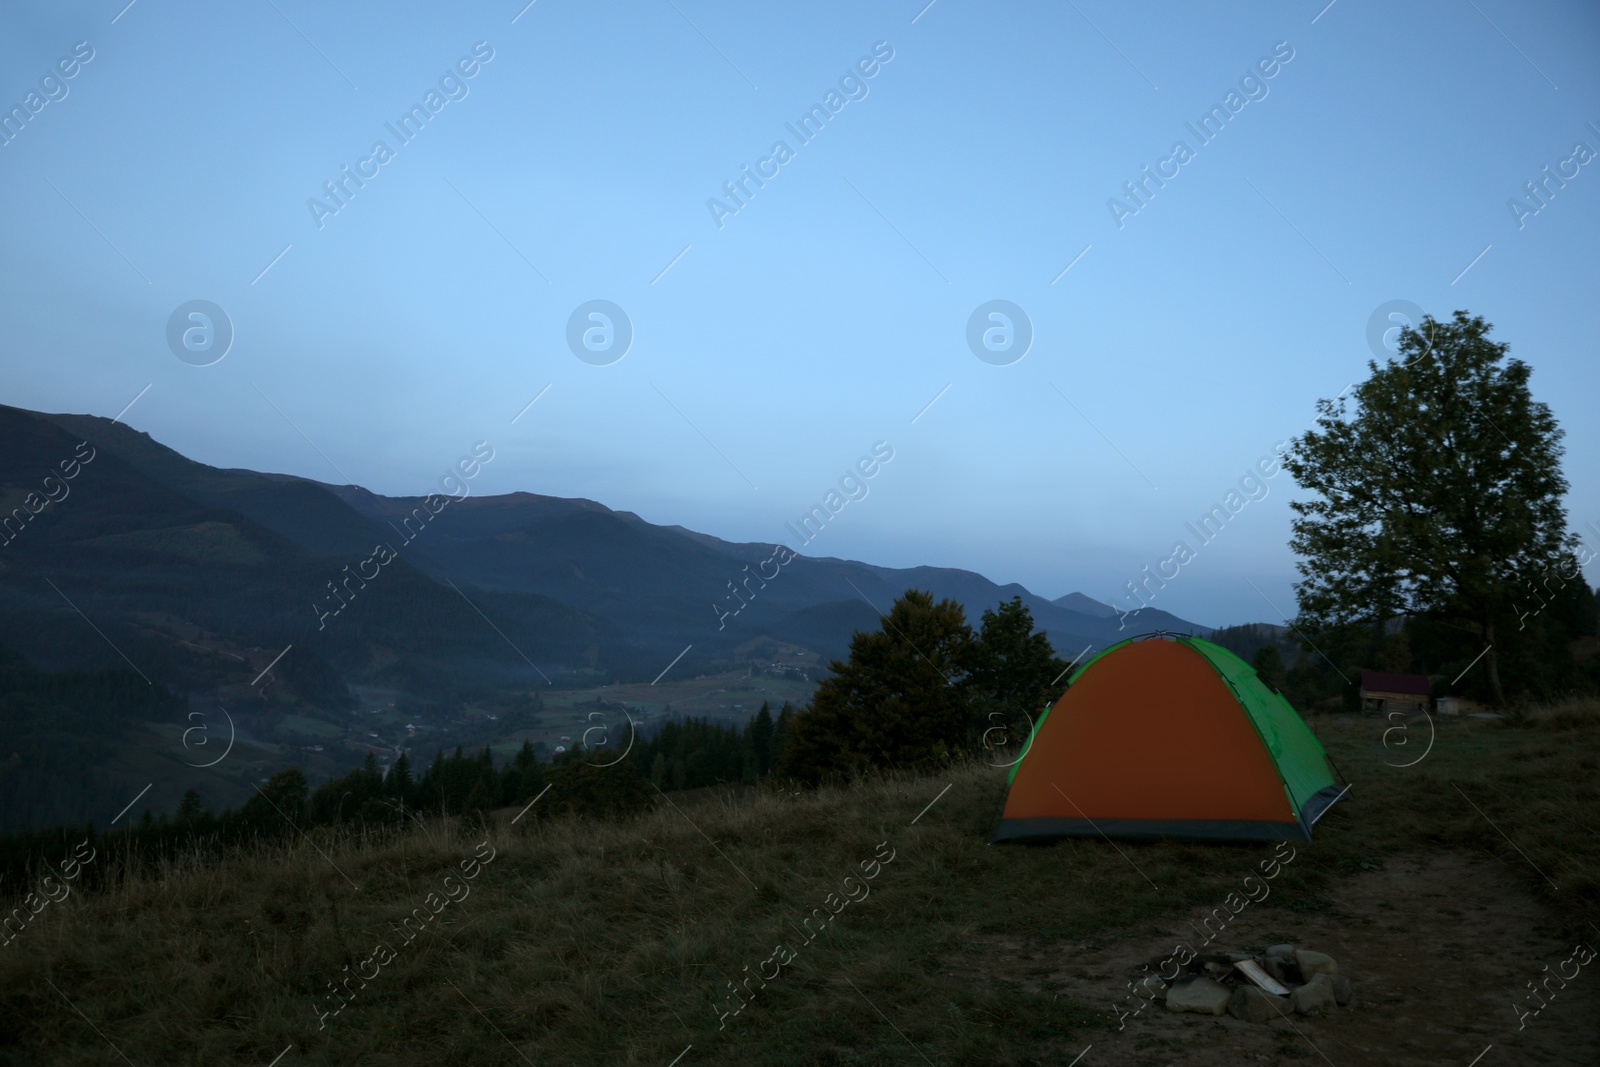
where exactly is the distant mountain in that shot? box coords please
[0,405,616,691]
[4,404,1210,684]
[1053,592,1117,618]
[319,492,1207,663]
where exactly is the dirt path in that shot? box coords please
[946,852,1599,1066]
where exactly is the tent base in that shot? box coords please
[991,815,1311,844]
[1301,783,1349,828]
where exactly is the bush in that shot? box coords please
[541,750,653,820]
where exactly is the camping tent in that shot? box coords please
[993,633,1344,843]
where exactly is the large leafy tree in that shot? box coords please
[778,589,974,782]
[1282,311,1575,706]
[778,591,1070,782]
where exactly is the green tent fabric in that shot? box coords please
[1185,635,1341,825]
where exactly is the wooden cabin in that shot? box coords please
[1359,670,1430,716]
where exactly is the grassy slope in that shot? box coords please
[2,702,1597,1066]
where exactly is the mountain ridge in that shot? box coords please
[5,405,1211,678]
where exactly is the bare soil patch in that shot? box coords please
[946,851,1599,1066]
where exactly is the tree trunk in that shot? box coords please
[1483,615,1506,708]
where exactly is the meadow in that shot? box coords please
[2,701,1597,1066]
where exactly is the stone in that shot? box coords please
[1330,973,1353,1006]
[1265,943,1296,960]
[1294,949,1339,978]
[1291,973,1338,1016]
[1262,957,1299,986]
[1166,976,1233,1015]
[1228,985,1282,1024]
[1268,1016,1298,1034]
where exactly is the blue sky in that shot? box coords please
[2,0,1596,628]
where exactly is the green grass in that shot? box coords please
[2,699,1597,1065]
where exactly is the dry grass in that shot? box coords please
[1518,694,1600,732]
[2,701,1598,1065]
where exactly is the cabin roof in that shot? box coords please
[1359,670,1431,696]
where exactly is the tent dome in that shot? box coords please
[993,633,1345,843]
